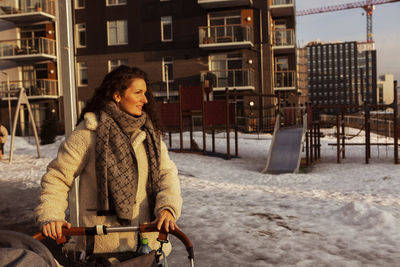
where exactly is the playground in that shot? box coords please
[0,86,399,266]
[1,127,399,266]
[158,85,399,174]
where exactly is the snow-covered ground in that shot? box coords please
[0,128,399,267]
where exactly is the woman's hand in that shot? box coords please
[42,221,71,240]
[153,209,179,233]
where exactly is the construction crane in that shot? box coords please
[296,0,400,43]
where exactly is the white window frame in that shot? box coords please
[107,20,128,46]
[74,0,85,9]
[208,12,241,39]
[77,62,88,86]
[162,57,174,82]
[209,54,243,88]
[161,16,173,42]
[275,57,289,71]
[106,0,127,6]
[108,59,128,72]
[76,23,87,48]
[209,53,242,71]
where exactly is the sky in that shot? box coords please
[296,0,400,83]
[1,128,399,266]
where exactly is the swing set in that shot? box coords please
[305,82,399,165]
[1,87,41,164]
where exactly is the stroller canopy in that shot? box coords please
[0,230,56,267]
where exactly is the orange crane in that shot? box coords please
[296,0,400,43]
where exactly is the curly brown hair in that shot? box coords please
[76,65,161,132]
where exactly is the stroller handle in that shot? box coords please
[33,222,194,260]
[140,222,194,260]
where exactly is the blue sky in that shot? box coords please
[296,0,400,83]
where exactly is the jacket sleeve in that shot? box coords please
[0,126,7,143]
[154,140,182,220]
[34,126,92,224]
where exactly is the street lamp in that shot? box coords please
[249,101,255,132]
[249,100,255,115]
[164,64,170,102]
[1,72,12,132]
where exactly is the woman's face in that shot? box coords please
[113,78,148,116]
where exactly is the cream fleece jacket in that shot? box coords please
[0,125,8,143]
[34,112,182,254]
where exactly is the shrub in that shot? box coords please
[40,113,57,145]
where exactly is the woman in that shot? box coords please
[34,66,182,260]
[0,124,8,160]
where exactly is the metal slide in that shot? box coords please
[262,114,307,174]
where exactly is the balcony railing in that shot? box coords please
[0,37,56,60]
[273,29,295,47]
[269,0,294,17]
[0,79,58,97]
[201,68,255,90]
[0,0,56,16]
[198,0,253,9]
[199,24,253,49]
[274,71,296,89]
[271,0,293,6]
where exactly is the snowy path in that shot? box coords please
[169,173,400,267]
[166,131,400,267]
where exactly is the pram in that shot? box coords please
[0,222,194,267]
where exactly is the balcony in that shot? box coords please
[0,0,55,24]
[199,24,254,50]
[0,79,58,99]
[0,37,56,63]
[273,29,295,53]
[274,71,296,90]
[201,68,255,91]
[269,0,294,18]
[198,0,253,9]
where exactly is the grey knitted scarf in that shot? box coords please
[95,102,161,222]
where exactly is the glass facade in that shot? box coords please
[307,41,377,114]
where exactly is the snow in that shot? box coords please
[0,128,399,267]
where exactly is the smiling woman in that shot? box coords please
[34,65,182,264]
[113,78,148,116]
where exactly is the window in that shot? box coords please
[34,64,48,79]
[21,66,35,90]
[108,59,128,72]
[76,24,86,48]
[209,12,241,41]
[106,0,127,6]
[162,57,173,82]
[161,16,172,42]
[78,62,88,86]
[210,53,243,87]
[107,20,128,45]
[275,57,288,71]
[75,0,85,9]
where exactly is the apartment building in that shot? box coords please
[296,46,307,106]
[307,41,377,114]
[0,0,58,135]
[73,0,297,131]
[269,0,297,108]
[377,73,394,106]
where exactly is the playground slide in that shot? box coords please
[262,114,307,174]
